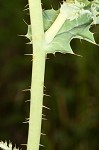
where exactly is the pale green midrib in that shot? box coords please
[27,0,45,150]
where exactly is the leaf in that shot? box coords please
[44,13,96,54]
[43,1,99,54]
[26,0,99,54]
[44,23,95,54]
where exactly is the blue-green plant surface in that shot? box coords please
[27,0,99,54]
[0,0,99,150]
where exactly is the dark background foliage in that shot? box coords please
[0,0,99,150]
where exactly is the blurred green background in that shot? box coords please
[0,0,99,150]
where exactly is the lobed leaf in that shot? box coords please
[26,0,99,54]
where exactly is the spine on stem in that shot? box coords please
[27,0,45,150]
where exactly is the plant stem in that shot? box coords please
[27,0,45,150]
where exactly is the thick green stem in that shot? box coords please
[27,0,45,150]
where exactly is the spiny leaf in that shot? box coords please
[44,23,96,54]
[44,0,99,54]
[26,0,99,54]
